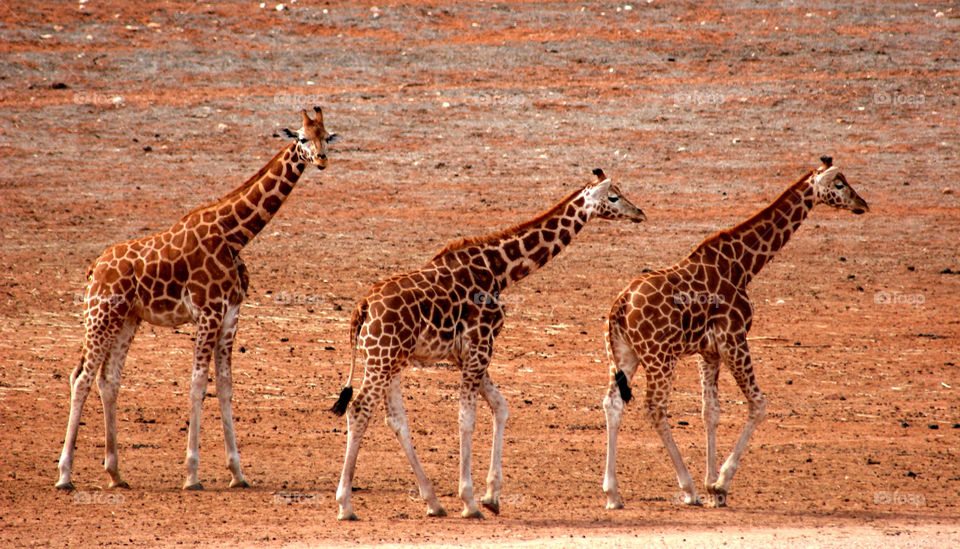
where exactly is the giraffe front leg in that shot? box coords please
[384,375,445,517]
[479,373,507,515]
[183,316,218,490]
[214,305,247,488]
[711,340,766,505]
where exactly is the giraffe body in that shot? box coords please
[332,169,646,520]
[602,158,868,509]
[55,108,337,490]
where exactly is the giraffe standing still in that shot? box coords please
[330,169,646,520]
[601,157,868,509]
[55,107,338,491]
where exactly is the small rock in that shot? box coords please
[901,422,909,428]
[928,424,939,430]
[906,471,917,478]
[907,266,915,271]
[943,188,954,195]
[51,82,69,89]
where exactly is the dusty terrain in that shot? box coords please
[1,1,958,547]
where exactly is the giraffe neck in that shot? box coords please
[694,172,816,287]
[202,142,307,251]
[435,187,594,292]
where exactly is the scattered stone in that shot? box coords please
[928,424,939,430]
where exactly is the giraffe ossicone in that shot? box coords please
[331,168,646,520]
[55,107,336,491]
[601,157,868,510]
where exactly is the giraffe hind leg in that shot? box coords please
[602,331,640,510]
[56,307,122,490]
[98,316,139,489]
[384,375,445,517]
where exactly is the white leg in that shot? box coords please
[183,314,220,490]
[479,373,507,514]
[644,359,699,505]
[98,317,139,489]
[214,304,247,488]
[384,376,445,516]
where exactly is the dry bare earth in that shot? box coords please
[1,1,958,547]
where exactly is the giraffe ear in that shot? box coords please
[815,166,841,184]
[280,128,298,139]
[301,109,312,127]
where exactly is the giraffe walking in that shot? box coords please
[55,107,338,491]
[330,169,646,520]
[601,157,868,509]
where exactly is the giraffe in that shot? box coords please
[601,157,868,509]
[329,168,646,520]
[55,107,338,491]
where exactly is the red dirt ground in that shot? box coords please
[1,1,958,547]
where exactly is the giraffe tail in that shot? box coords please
[330,298,367,416]
[614,369,633,404]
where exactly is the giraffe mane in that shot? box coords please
[178,144,295,221]
[431,185,586,260]
[690,169,815,255]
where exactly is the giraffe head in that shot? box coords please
[811,156,869,214]
[586,168,647,223]
[281,106,339,170]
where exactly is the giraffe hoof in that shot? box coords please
[461,508,484,519]
[183,482,204,491]
[229,479,250,489]
[605,500,624,510]
[108,480,131,489]
[55,481,75,491]
[706,484,728,507]
[426,506,447,517]
[481,499,500,515]
[337,511,360,521]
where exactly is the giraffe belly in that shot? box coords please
[134,298,194,327]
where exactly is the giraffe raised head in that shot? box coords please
[281,106,339,170]
[586,168,648,223]
[811,156,869,214]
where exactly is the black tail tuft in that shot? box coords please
[614,369,632,403]
[330,386,353,416]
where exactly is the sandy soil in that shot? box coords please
[1,1,958,547]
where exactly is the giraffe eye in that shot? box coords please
[834,182,844,189]
[608,194,620,203]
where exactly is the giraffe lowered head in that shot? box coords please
[586,168,647,223]
[811,156,869,214]
[281,106,339,170]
